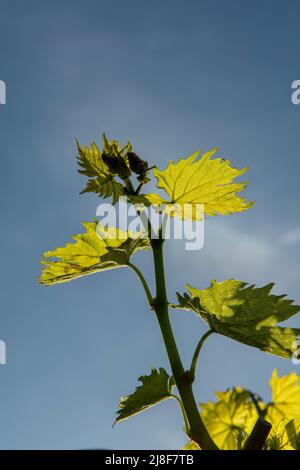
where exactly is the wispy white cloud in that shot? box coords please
[281,228,300,245]
[167,219,300,298]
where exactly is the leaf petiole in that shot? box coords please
[170,393,189,434]
[189,329,214,382]
[128,262,154,308]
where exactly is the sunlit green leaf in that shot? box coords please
[175,280,300,359]
[128,193,204,221]
[76,134,133,204]
[182,440,200,450]
[264,418,298,450]
[115,368,174,424]
[200,388,257,450]
[261,371,300,450]
[184,371,300,451]
[266,370,300,422]
[152,149,253,219]
[39,221,149,286]
[285,419,300,450]
[183,387,258,450]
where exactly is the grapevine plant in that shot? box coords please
[39,134,300,450]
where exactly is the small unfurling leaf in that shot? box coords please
[76,134,133,203]
[115,368,174,424]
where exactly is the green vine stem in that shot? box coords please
[150,237,218,450]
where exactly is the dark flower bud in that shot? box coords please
[102,152,131,179]
[127,152,148,175]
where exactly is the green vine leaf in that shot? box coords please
[39,222,149,286]
[128,193,204,221]
[182,440,200,450]
[285,420,300,450]
[200,388,257,450]
[175,280,300,359]
[115,368,174,424]
[264,371,300,449]
[184,371,300,450]
[266,370,300,422]
[76,134,132,204]
[152,149,254,219]
[183,387,259,450]
[264,418,298,450]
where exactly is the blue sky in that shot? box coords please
[0,0,300,449]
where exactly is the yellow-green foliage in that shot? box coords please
[184,370,300,450]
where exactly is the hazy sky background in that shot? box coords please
[0,0,300,449]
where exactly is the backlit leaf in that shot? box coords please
[285,419,300,450]
[76,134,132,204]
[184,371,300,450]
[181,440,200,450]
[199,388,257,450]
[153,149,253,219]
[115,368,174,424]
[264,418,298,450]
[175,280,300,359]
[39,221,149,286]
[266,370,300,422]
[128,193,204,221]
